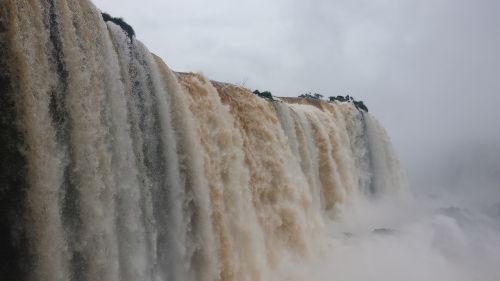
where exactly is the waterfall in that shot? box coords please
[0,1,404,280]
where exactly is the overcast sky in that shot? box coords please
[93,0,500,191]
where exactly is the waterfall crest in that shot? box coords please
[0,1,404,280]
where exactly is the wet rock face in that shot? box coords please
[0,22,31,281]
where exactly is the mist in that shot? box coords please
[277,191,500,281]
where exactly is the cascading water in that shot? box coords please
[0,1,404,281]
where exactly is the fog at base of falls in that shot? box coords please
[279,186,500,281]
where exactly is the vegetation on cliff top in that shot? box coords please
[252,89,368,112]
[101,12,135,40]
[252,90,274,101]
[299,92,369,112]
